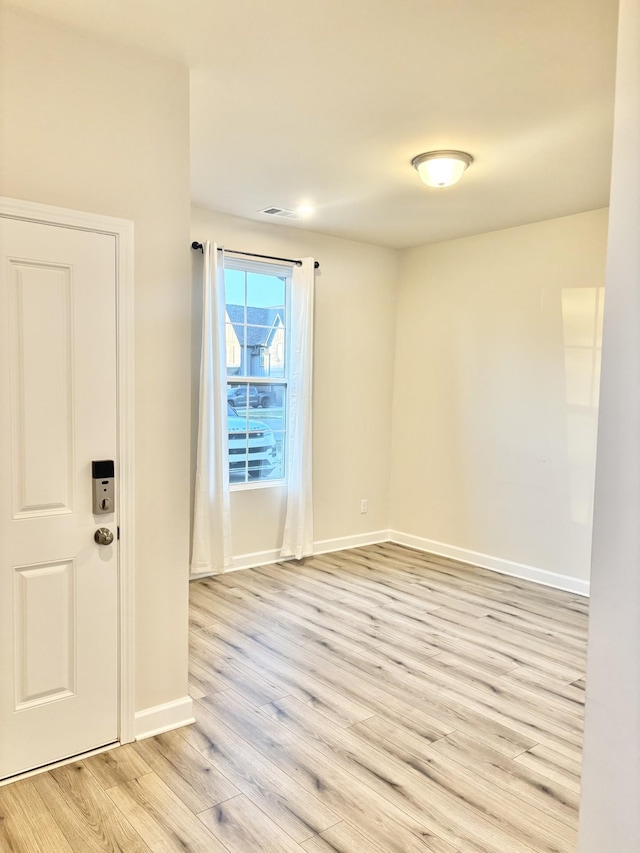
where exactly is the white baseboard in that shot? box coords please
[134,696,195,741]
[314,529,390,556]
[190,530,391,580]
[190,549,281,579]
[232,548,282,572]
[389,530,590,597]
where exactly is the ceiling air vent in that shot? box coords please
[258,206,300,220]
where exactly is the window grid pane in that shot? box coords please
[224,259,289,486]
[227,382,285,482]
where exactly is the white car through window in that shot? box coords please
[227,402,278,481]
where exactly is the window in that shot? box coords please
[224,256,289,485]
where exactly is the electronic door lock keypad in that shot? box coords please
[92,460,115,514]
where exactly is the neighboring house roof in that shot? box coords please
[226,305,284,348]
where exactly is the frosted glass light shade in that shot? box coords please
[412,150,473,188]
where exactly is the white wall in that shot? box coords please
[579,0,640,848]
[390,209,608,585]
[0,8,192,713]
[191,207,398,561]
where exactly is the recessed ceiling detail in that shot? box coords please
[258,207,301,220]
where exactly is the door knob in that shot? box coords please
[94,527,114,546]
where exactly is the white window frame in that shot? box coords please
[223,254,291,491]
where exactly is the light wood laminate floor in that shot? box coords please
[0,543,587,852]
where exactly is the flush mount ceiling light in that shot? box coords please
[411,150,474,188]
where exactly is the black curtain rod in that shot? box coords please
[191,242,320,270]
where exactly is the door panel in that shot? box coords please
[0,217,119,780]
[9,260,74,517]
[14,559,76,708]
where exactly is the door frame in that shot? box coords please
[0,196,136,745]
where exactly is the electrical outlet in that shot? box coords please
[360,499,368,513]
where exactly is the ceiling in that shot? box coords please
[5,0,619,248]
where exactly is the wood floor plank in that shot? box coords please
[83,744,152,790]
[266,693,574,853]
[302,820,386,853]
[132,729,240,813]
[32,762,150,852]
[267,555,464,616]
[412,729,579,830]
[496,670,585,718]
[194,696,461,853]
[401,676,583,762]
[106,771,229,852]
[501,665,586,705]
[473,605,587,646]
[190,583,281,636]
[198,792,304,852]
[350,545,523,594]
[178,699,342,842]
[193,623,376,728]
[261,559,587,679]
[233,574,443,660]
[410,652,584,728]
[188,657,232,699]
[249,624,539,759]
[264,564,408,608]
[190,629,291,706]
[380,604,587,674]
[359,546,588,626]
[0,778,76,853]
[301,630,583,754]
[514,744,583,795]
[201,688,534,853]
[193,576,325,644]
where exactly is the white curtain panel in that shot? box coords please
[281,258,315,559]
[191,242,232,574]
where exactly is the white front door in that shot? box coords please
[0,216,119,780]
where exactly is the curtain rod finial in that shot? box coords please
[191,241,204,253]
